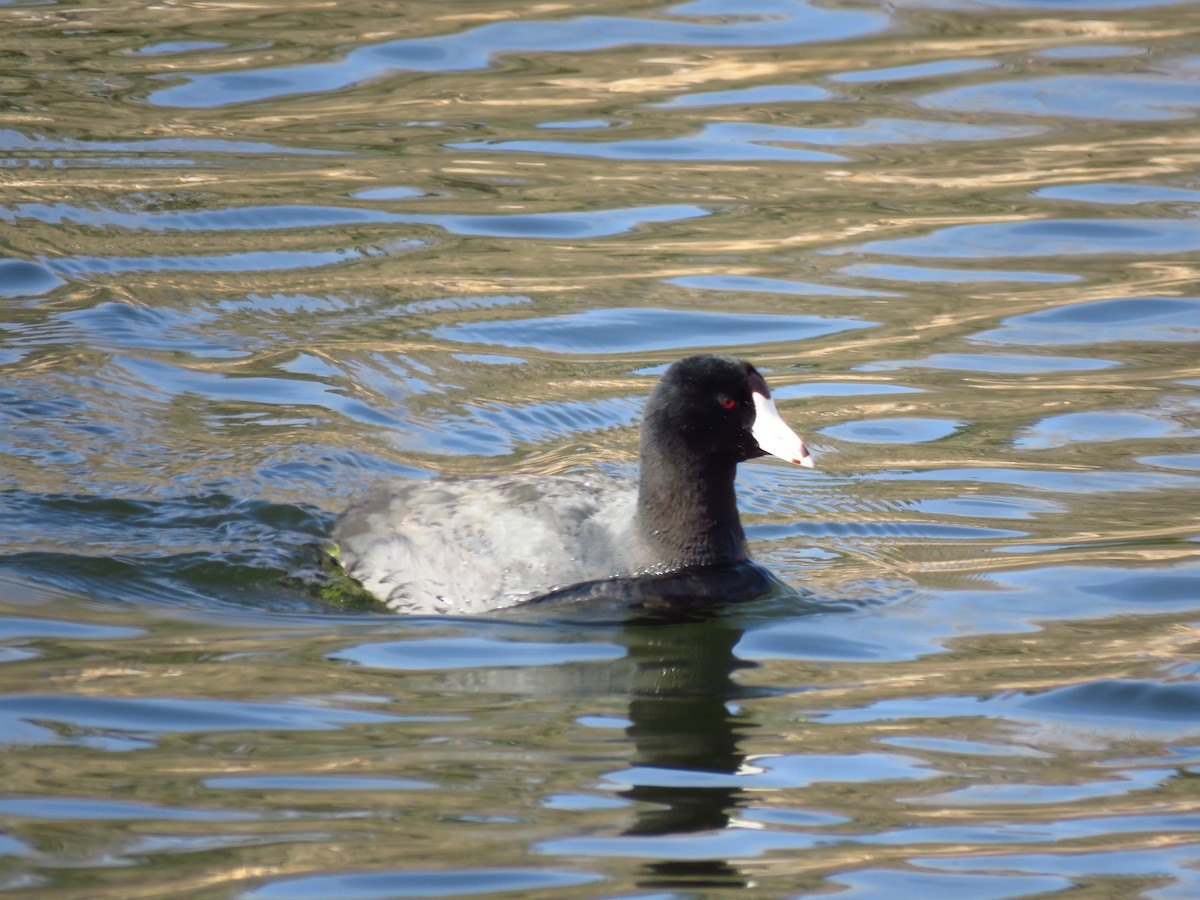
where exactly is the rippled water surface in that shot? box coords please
[2,0,1200,896]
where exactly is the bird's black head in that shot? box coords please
[642,354,812,467]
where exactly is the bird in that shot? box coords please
[332,354,813,614]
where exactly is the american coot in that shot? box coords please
[334,354,813,614]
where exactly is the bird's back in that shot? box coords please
[333,473,639,614]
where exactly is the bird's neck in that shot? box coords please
[635,448,748,572]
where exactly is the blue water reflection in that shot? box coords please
[242,869,602,900]
[450,119,1035,162]
[0,260,64,297]
[821,417,965,444]
[921,72,1200,120]
[974,297,1200,345]
[151,2,887,107]
[4,201,707,240]
[1036,182,1200,205]
[433,307,874,354]
[849,219,1200,258]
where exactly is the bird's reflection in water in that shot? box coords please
[602,564,785,890]
[514,562,806,889]
[620,610,751,889]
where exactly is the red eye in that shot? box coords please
[719,397,738,410]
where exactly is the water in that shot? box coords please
[1,0,1199,896]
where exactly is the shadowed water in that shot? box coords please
[1,0,1199,897]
